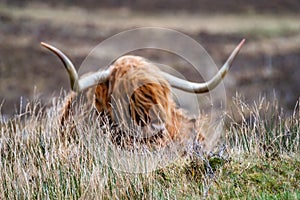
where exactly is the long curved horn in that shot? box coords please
[41,42,112,92]
[161,39,245,93]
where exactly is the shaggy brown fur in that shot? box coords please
[61,55,204,146]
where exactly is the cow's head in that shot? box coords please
[41,39,245,144]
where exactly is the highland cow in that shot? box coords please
[41,39,245,147]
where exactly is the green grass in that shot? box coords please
[0,95,299,199]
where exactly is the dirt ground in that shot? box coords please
[0,2,300,118]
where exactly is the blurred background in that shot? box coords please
[0,0,300,118]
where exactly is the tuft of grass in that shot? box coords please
[0,94,299,199]
[226,96,299,156]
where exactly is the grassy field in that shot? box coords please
[1,3,300,116]
[0,95,299,199]
[1,3,300,199]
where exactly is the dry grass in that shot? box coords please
[1,2,300,117]
[0,4,300,199]
[0,94,299,199]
